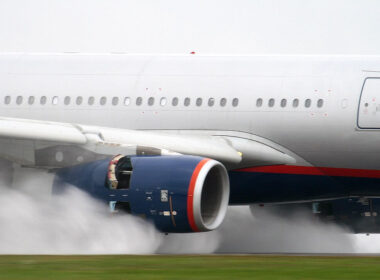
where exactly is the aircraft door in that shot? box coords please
[358,77,380,129]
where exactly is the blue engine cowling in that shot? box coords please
[53,155,230,233]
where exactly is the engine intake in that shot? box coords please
[53,155,230,233]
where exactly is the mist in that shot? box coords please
[215,206,355,253]
[158,206,356,254]
[0,168,378,254]
[0,187,161,254]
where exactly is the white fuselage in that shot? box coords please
[1,54,380,170]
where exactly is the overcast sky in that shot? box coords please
[0,0,379,54]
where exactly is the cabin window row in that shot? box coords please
[3,96,240,108]
[256,98,324,108]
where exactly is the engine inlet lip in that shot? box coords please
[192,159,230,231]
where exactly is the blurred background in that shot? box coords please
[0,0,379,54]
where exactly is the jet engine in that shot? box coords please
[53,155,230,233]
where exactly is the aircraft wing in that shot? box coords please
[0,117,294,169]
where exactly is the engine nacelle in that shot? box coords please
[53,155,230,233]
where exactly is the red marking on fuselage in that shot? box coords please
[187,158,209,232]
[234,165,380,178]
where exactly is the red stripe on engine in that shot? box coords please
[235,165,380,178]
[187,158,210,232]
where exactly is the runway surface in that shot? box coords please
[0,255,379,280]
[218,253,380,256]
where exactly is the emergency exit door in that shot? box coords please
[358,77,380,129]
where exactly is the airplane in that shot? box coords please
[1,53,380,233]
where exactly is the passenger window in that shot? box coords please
[208,98,215,107]
[100,97,107,105]
[28,96,35,105]
[268,98,275,107]
[88,96,95,105]
[112,97,119,106]
[305,99,311,108]
[136,97,142,106]
[16,96,23,105]
[40,96,47,105]
[76,96,83,105]
[64,96,71,105]
[317,99,324,108]
[256,98,263,107]
[280,99,287,107]
[232,98,239,107]
[196,98,202,106]
[172,97,179,106]
[124,97,131,106]
[4,96,11,105]
[293,99,299,107]
[220,98,227,107]
[184,97,190,107]
[52,96,59,105]
[147,97,154,106]
[160,97,167,106]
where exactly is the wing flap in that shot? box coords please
[79,125,242,163]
